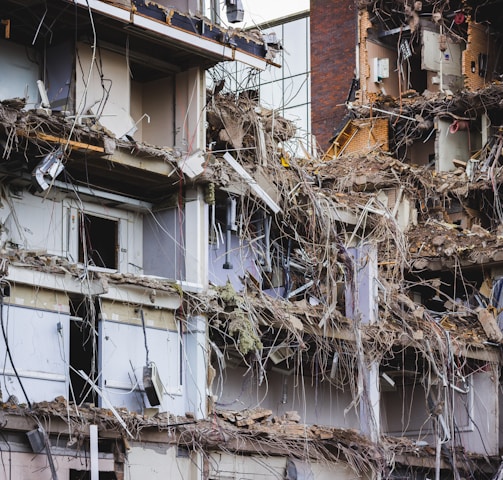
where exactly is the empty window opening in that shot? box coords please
[407,46,428,94]
[79,213,118,269]
[69,295,100,405]
[70,470,116,480]
[177,445,191,458]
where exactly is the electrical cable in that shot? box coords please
[139,308,150,366]
[0,430,12,480]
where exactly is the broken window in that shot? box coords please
[69,295,100,405]
[143,205,185,280]
[78,213,118,270]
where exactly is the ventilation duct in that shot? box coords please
[226,0,244,23]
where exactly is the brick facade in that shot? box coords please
[344,118,389,155]
[310,0,357,148]
[462,21,494,91]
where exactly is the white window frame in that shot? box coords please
[64,201,136,273]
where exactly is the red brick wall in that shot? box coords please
[462,21,495,91]
[310,0,357,148]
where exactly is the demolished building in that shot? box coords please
[314,0,503,478]
[1,0,503,479]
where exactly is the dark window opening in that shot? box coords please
[478,52,488,77]
[177,445,191,458]
[69,295,100,405]
[79,213,118,269]
[70,470,116,480]
[407,46,428,94]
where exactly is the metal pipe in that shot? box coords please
[223,197,234,269]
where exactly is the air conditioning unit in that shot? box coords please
[143,363,164,407]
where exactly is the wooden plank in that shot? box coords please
[18,130,104,152]
[35,132,105,152]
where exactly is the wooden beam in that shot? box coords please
[34,132,105,152]
[18,130,105,152]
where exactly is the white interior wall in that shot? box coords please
[421,28,463,92]
[75,42,130,125]
[436,118,470,172]
[184,187,208,288]
[2,192,64,255]
[0,39,39,107]
[131,70,204,149]
[175,68,205,151]
[376,188,413,232]
[126,443,196,480]
[75,50,204,148]
[311,462,368,480]
[366,41,399,97]
[0,305,70,403]
[215,365,359,428]
[185,315,207,419]
[381,381,433,440]
[133,76,175,146]
[422,29,462,76]
[458,366,498,456]
[100,319,185,414]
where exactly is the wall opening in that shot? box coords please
[79,213,118,269]
[69,295,100,405]
[69,470,117,480]
[408,45,428,93]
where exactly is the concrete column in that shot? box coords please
[185,315,207,419]
[346,244,380,442]
[184,187,208,289]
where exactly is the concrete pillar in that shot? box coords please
[184,187,208,289]
[185,315,207,419]
[346,244,380,442]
